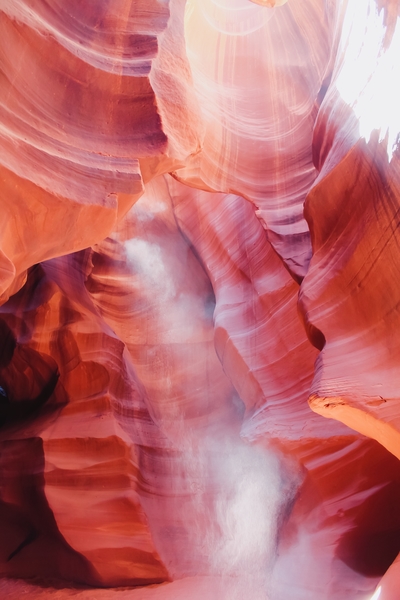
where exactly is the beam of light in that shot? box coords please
[336,0,400,162]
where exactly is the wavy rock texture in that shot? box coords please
[300,0,400,460]
[166,175,400,594]
[177,0,336,279]
[168,176,324,441]
[0,0,400,599]
[86,179,321,593]
[0,259,171,586]
[0,0,200,303]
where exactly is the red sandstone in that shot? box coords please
[0,1,399,599]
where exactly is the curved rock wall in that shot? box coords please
[0,1,399,599]
[301,0,400,469]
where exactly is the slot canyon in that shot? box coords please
[0,0,399,598]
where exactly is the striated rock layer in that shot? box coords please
[301,0,400,463]
[0,0,400,599]
[0,0,201,303]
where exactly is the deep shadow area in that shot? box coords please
[0,437,100,585]
[336,444,400,577]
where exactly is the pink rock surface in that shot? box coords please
[0,0,400,598]
[168,176,326,441]
[300,0,400,459]
[177,0,334,279]
[0,0,201,303]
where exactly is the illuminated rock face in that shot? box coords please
[0,1,399,599]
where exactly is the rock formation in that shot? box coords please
[0,1,399,599]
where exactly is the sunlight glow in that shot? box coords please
[249,0,288,6]
[185,0,275,38]
[370,586,382,600]
[336,0,400,162]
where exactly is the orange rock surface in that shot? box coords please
[0,1,399,599]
